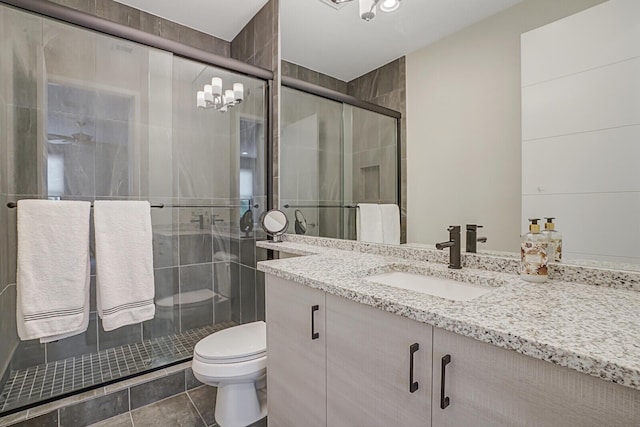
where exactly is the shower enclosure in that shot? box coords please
[280,85,399,240]
[0,4,268,415]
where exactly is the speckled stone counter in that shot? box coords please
[257,239,640,391]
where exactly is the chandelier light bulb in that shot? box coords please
[211,77,223,96]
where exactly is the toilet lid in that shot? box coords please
[195,321,266,362]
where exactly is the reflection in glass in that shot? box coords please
[281,86,398,240]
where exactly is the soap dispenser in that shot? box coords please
[542,217,562,263]
[520,218,549,282]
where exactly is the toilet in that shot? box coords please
[191,321,267,427]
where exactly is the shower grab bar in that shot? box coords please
[283,204,359,209]
[7,202,259,209]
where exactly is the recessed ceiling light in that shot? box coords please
[380,0,400,13]
[241,151,249,155]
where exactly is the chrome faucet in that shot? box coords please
[466,224,487,253]
[436,226,462,269]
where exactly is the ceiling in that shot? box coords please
[282,0,524,81]
[113,0,269,42]
[115,0,524,81]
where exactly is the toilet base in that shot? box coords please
[215,381,267,427]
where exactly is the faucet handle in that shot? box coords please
[466,224,483,231]
[448,225,461,233]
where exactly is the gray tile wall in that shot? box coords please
[231,0,280,211]
[231,0,279,319]
[347,57,407,242]
[281,60,348,94]
[47,0,231,57]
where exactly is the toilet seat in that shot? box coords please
[194,321,266,364]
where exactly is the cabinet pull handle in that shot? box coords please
[409,343,419,393]
[440,354,451,409]
[311,305,319,340]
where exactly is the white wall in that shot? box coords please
[406,0,605,251]
[521,0,640,263]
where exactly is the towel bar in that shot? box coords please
[7,202,260,209]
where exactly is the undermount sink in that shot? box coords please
[365,271,496,302]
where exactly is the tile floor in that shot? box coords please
[0,323,235,413]
[88,387,267,427]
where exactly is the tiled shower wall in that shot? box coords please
[0,4,23,389]
[231,0,280,214]
[348,58,407,243]
[0,1,276,408]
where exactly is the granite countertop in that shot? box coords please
[257,240,640,391]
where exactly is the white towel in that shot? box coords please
[356,203,384,243]
[380,204,401,245]
[16,200,91,342]
[94,201,155,331]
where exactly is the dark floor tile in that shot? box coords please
[130,393,205,427]
[185,368,203,390]
[12,412,57,427]
[59,389,128,427]
[87,413,132,427]
[187,385,216,426]
[248,417,267,427]
[129,371,184,410]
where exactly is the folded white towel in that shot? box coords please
[380,204,401,245]
[94,201,155,331]
[356,203,384,243]
[16,200,91,342]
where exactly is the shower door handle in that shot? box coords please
[311,305,319,340]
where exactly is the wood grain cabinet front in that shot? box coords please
[266,275,432,427]
[431,328,640,427]
[266,275,327,427]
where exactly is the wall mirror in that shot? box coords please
[278,0,640,271]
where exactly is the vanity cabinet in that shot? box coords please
[326,293,432,426]
[267,275,640,427]
[431,328,640,427]
[266,275,432,427]
[266,276,326,427]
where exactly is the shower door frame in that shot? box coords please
[281,76,402,239]
[0,0,274,417]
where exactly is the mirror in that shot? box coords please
[279,0,640,270]
[294,209,308,235]
[260,209,289,242]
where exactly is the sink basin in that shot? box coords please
[365,271,495,302]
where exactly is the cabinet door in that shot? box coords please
[432,328,640,427]
[266,275,326,427]
[326,294,432,427]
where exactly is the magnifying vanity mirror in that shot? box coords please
[260,209,289,242]
[278,0,640,271]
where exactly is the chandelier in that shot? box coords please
[196,78,244,112]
